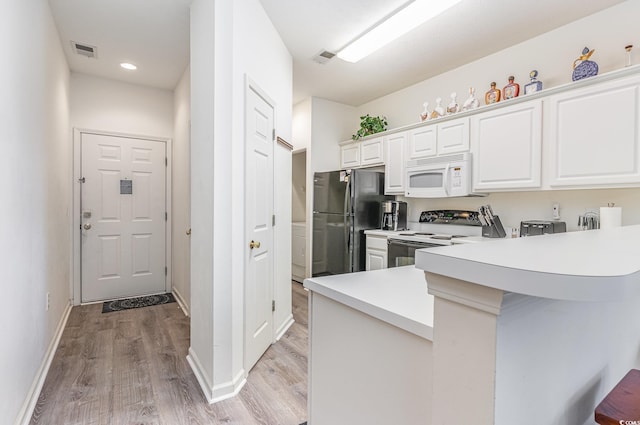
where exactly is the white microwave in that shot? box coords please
[405,152,481,198]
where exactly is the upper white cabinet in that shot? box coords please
[407,117,469,160]
[471,100,542,191]
[547,74,640,188]
[407,126,437,159]
[437,116,470,155]
[384,132,406,194]
[360,136,385,167]
[340,142,360,168]
[340,137,384,169]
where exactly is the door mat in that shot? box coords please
[102,293,176,313]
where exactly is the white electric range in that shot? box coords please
[386,210,494,268]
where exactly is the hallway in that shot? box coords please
[30,283,308,425]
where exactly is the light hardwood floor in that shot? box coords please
[30,282,308,425]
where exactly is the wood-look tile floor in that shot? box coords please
[30,282,308,425]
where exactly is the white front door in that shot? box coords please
[245,82,275,371]
[81,132,166,303]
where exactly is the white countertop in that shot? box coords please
[416,225,640,301]
[304,266,434,340]
[364,229,410,238]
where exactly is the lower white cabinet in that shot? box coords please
[292,222,306,282]
[366,235,388,271]
[471,100,542,191]
[384,132,406,194]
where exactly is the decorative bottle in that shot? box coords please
[485,82,501,105]
[502,76,519,100]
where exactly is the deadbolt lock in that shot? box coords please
[83,223,92,230]
[249,240,261,249]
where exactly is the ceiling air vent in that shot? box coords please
[313,50,336,65]
[71,41,98,59]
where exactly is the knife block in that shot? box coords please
[482,215,507,238]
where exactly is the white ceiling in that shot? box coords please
[48,0,626,105]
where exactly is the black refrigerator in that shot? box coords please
[312,169,392,276]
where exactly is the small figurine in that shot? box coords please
[503,76,520,100]
[446,92,459,114]
[485,82,501,105]
[431,97,445,119]
[625,44,633,67]
[524,70,543,95]
[572,47,598,81]
[462,87,479,111]
[419,102,430,122]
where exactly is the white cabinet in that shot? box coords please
[361,136,385,167]
[471,100,542,191]
[407,117,469,160]
[292,222,306,282]
[366,235,388,271]
[547,75,640,188]
[340,137,384,169]
[384,132,406,194]
[437,116,470,155]
[340,142,360,168]
[407,126,437,159]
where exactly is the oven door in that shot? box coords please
[387,239,441,268]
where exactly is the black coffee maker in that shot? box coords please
[381,201,407,231]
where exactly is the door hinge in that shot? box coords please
[165,266,167,276]
[78,177,85,183]
[272,214,276,226]
[165,157,168,166]
[165,212,168,221]
[272,129,276,141]
[272,300,275,312]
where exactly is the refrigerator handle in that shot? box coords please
[344,176,352,272]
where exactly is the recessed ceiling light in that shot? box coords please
[337,0,463,63]
[120,62,137,70]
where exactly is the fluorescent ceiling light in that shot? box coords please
[120,62,137,70]
[337,0,462,63]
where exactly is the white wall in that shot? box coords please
[292,99,312,151]
[70,73,174,137]
[0,2,71,424]
[357,1,640,129]
[172,67,191,314]
[189,0,292,403]
[292,151,307,223]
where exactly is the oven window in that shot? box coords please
[409,172,443,188]
[388,240,441,268]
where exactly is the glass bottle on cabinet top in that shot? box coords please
[431,97,445,119]
[524,70,543,95]
[446,92,459,114]
[462,87,479,111]
[420,102,430,122]
[485,82,501,105]
[503,76,520,100]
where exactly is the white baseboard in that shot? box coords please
[187,348,247,404]
[275,314,294,341]
[15,302,72,425]
[171,287,190,317]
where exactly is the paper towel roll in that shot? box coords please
[599,207,622,229]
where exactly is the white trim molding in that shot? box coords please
[187,349,247,404]
[16,302,72,425]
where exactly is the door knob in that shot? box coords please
[249,240,261,249]
[83,223,92,230]
[186,228,191,236]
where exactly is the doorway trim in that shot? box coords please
[72,128,173,305]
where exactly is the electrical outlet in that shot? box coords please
[46,292,50,311]
[552,203,560,220]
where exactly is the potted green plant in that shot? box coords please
[352,114,388,140]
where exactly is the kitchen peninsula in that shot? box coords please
[304,226,640,425]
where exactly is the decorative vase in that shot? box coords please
[572,47,598,81]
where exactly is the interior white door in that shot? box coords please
[245,83,275,372]
[81,133,166,303]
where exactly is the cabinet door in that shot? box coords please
[340,142,360,168]
[407,126,437,159]
[547,75,640,187]
[360,136,384,166]
[437,117,469,155]
[366,249,387,271]
[471,100,542,191]
[384,132,406,194]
